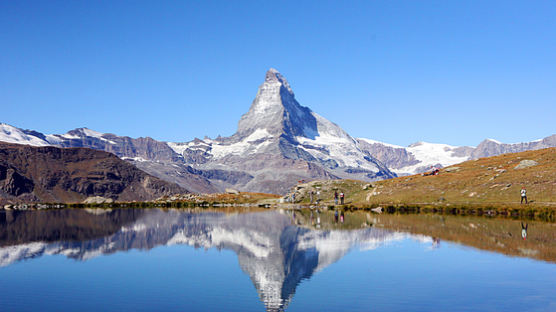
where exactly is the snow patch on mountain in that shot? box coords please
[296,113,379,171]
[209,128,274,159]
[61,133,80,139]
[395,142,470,174]
[81,128,104,138]
[486,138,502,144]
[166,142,189,155]
[121,156,149,162]
[357,138,473,175]
[44,134,64,144]
[69,128,117,144]
[358,138,403,149]
[0,123,49,146]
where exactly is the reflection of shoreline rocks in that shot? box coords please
[0,209,426,311]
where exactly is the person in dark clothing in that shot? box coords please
[334,209,339,222]
[334,191,339,205]
[340,192,345,205]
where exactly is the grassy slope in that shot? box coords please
[290,147,556,208]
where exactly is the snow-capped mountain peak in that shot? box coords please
[265,67,293,94]
[236,68,317,140]
[172,69,395,192]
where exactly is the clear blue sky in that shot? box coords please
[1,1,555,146]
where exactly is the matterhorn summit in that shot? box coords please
[173,68,395,193]
[236,68,317,139]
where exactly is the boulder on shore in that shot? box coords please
[225,188,240,195]
[83,196,114,204]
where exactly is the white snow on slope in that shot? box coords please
[295,113,379,171]
[81,128,104,138]
[210,129,273,158]
[71,128,116,144]
[0,123,50,146]
[121,156,148,162]
[61,133,80,139]
[167,142,190,155]
[486,138,502,144]
[357,137,473,175]
[358,138,404,149]
[168,129,274,159]
[0,123,120,146]
[44,134,64,144]
[397,142,469,175]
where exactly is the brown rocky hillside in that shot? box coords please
[0,142,187,204]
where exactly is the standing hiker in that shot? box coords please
[340,192,345,205]
[310,191,314,204]
[520,187,528,204]
[334,191,339,205]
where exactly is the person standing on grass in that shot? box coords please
[520,187,528,204]
[340,192,345,205]
[334,191,339,205]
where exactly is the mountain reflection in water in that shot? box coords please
[1,208,555,311]
[0,208,431,311]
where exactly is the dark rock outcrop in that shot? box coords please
[0,166,34,196]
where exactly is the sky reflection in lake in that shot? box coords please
[1,208,555,311]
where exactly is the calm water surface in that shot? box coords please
[1,208,555,311]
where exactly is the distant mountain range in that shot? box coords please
[357,136,556,176]
[1,68,554,195]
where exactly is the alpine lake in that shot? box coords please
[1,207,555,311]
